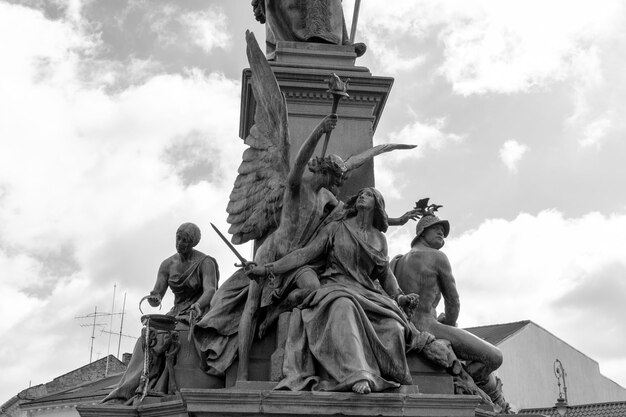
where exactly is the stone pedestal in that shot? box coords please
[77,397,188,417]
[406,352,455,395]
[239,41,394,200]
[181,389,483,417]
[175,329,224,389]
[78,390,491,417]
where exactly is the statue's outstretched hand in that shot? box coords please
[147,293,162,307]
[398,209,421,225]
[399,293,419,318]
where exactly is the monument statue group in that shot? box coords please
[90,2,513,416]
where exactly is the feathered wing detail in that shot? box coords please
[343,144,416,180]
[226,31,290,244]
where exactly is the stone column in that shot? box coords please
[239,42,393,200]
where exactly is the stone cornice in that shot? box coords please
[239,65,393,140]
[181,389,481,417]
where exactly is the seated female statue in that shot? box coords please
[249,188,441,394]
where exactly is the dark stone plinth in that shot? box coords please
[181,389,482,417]
[176,329,224,389]
[224,324,278,387]
[239,42,394,200]
[273,41,357,67]
[407,351,455,395]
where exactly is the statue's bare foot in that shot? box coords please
[352,380,371,394]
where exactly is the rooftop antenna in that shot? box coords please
[100,327,134,340]
[117,292,127,358]
[75,288,126,365]
[105,284,116,376]
[99,293,134,346]
[75,306,107,363]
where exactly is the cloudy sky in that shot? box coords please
[1,0,625,403]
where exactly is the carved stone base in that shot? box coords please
[175,329,224,389]
[77,396,187,417]
[273,41,357,67]
[181,389,483,417]
[78,390,491,417]
[406,351,455,395]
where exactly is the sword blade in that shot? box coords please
[210,222,249,266]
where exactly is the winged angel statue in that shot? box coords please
[194,31,418,381]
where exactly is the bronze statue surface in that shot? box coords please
[193,32,417,382]
[252,0,366,58]
[392,213,511,412]
[248,188,446,394]
[102,223,219,405]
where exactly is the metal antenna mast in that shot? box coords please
[75,306,107,363]
[105,284,116,376]
[75,288,126,364]
[117,292,127,358]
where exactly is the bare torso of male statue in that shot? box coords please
[392,238,502,387]
[392,246,459,332]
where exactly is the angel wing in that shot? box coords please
[226,31,290,244]
[343,144,416,179]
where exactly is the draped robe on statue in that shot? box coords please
[276,220,433,392]
[194,189,341,376]
[264,0,349,58]
[103,255,217,403]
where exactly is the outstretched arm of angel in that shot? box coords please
[344,144,416,173]
[388,209,422,226]
[287,115,337,190]
[344,143,419,227]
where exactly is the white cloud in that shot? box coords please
[384,118,464,159]
[147,4,232,53]
[499,139,529,172]
[579,117,612,148]
[564,47,623,148]
[444,210,626,384]
[374,118,463,197]
[357,0,625,95]
[370,117,463,208]
[181,9,232,53]
[0,2,245,398]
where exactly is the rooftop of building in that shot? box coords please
[519,400,626,417]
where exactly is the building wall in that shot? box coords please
[1,400,26,417]
[44,358,125,394]
[23,405,79,417]
[495,323,626,411]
